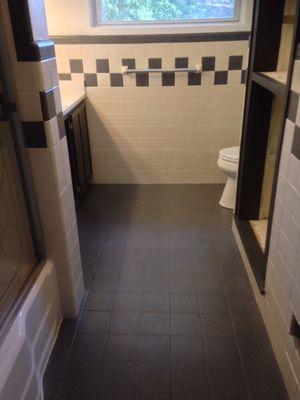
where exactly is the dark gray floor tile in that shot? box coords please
[85,291,116,311]
[104,335,138,362]
[70,334,107,360]
[136,360,170,397]
[59,392,96,400]
[198,294,229,314]
[141,277,170,293]
[137,335,170,362]
[224,276,254,298]
[109,312,139,334]
[91,274,119,292]
[78,311,111,334]
[59,358,100,395]
[204,336,248,399]
[170,294,199,313]
[171,336,205,364]
[227,293,259,314]
[118,276,143,292]
[201,314,234,338]
[171,313,201,336]
[169,277,197,294]
[139,312,170,335]
[237,334,289,400]
[113,292,142,311]
[98,360,136,397]
[141,293,170,312]
[171,362,209,398]
[196,277,225,294]
[232,312,267,337]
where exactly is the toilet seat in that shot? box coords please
[219,146,239,164]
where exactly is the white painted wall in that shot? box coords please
[45,0,254,36]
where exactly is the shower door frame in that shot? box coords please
[0,32,45,331]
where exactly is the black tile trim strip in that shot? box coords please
[296,43,300,60]
[51,31,250,45]
[8,1,55,61]
[57,112,66,140]
[22,121,47,148]
[40,88,57,121]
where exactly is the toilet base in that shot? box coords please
[219,176,237,210]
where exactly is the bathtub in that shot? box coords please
[0,261,62,400]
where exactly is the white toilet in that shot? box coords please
[217,146,240,210]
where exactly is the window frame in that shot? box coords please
[94,0,241,27]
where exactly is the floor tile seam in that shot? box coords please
[211,237,252,400]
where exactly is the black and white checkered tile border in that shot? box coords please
[59,55,247,87]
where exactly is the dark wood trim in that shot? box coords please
[51,31,250,45]
[235,0,300,291]
[234,216,266,294]
[252,72,286,95]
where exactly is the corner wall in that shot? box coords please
[0,0,84,317]
[234,54,300,400]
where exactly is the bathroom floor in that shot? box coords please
[44,184,288,400]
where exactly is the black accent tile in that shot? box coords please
[59,73,72,80]
[109,311,139,334]
[136,72,149,87]
[52,32,250,45]
[171,336,205,364]
[110,73,124,87]
[229,55,243,70]
[40,88,56,121]
[241,69,247,84]
[202,56,215,71]
[57,112,66,139]
[288,91,299,123]
[122,58,136,69]
[214,71,228,85]
[70,59,84,73]
[84,73,98,87]
[85,291,116,311]
[175,57,188,68]
[149,58,162,69]
[170,294,198,313]
[141,293,170,312]
[96,59,110,73]
[171,313,201,336]
[78,310,111,333]
[188,72,202,86]
[139,312,170,335]
[22,121,47,148]
[162,72,175,86]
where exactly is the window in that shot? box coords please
[96,0,240,25]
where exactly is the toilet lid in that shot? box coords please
[219,146,239,163]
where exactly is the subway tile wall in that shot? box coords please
[56,41,248,183]
[263,58,300,399]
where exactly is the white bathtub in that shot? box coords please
[0,261,62,400]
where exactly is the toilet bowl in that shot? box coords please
[217,146,239,210]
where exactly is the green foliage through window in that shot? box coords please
[99,0,237,23]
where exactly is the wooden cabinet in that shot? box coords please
[64,101,92,202]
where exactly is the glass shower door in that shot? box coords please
[0,112,38,325]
